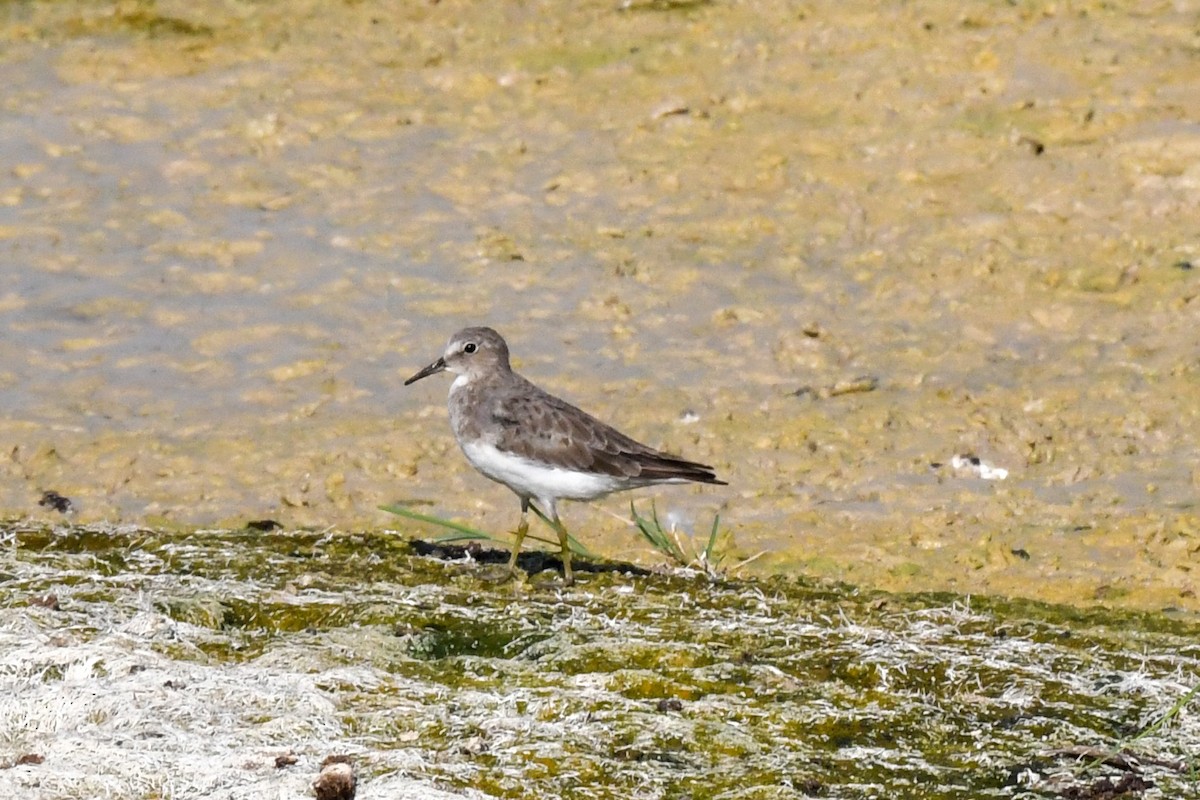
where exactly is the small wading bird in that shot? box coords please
[405,326,726,585]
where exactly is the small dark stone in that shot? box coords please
[246,519,283,531]
[1011,548,1031,561]
[275,752,298,768]
[656,698,684,712]
[38,490,73,514]
[797,777,826,796]
[1017,135,1045,155]
[1172,260,1194,271]
[313,755,356,800]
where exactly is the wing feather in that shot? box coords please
[488,379,725,485]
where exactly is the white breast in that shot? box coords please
[460,440,624,503]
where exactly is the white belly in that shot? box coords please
[460,440,623,502]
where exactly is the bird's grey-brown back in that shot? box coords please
[485,382,723,485]
[423,327,724,487]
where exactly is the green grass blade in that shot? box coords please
[703,512,721,565]
[431,531,506,544]
[630,501,662,545]
[379,504,492,539]
[631,500,687,563]
[527,503,599,558]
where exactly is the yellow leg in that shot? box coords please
[527,501,576,586]
[549,515,574,586]
[507,514,529,577]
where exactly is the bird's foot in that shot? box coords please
[475,563,520,584]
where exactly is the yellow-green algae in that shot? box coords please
[1,523,1197,798]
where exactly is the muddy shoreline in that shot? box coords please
[1,1,1198,612]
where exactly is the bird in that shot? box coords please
[404,326,726,585]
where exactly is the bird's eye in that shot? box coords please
[463,342,477,354]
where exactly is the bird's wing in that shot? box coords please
[488,383,724,484]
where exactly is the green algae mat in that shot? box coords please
[1,524,1197,799]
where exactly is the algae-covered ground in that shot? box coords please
[1,523,1198,799]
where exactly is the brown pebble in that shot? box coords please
[797,777,825,796]
[275,751,298,768]
[312,756,355,800]
[28,594,60,610]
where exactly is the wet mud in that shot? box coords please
[1,2,1198,611]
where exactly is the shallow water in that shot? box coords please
[1,523,1197,798]
[2,2,1200,612]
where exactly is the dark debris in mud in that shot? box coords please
[1003,744,1193,799]
[37,490,73,514]
[1058,774,1152,800]
[409,537,654,579]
